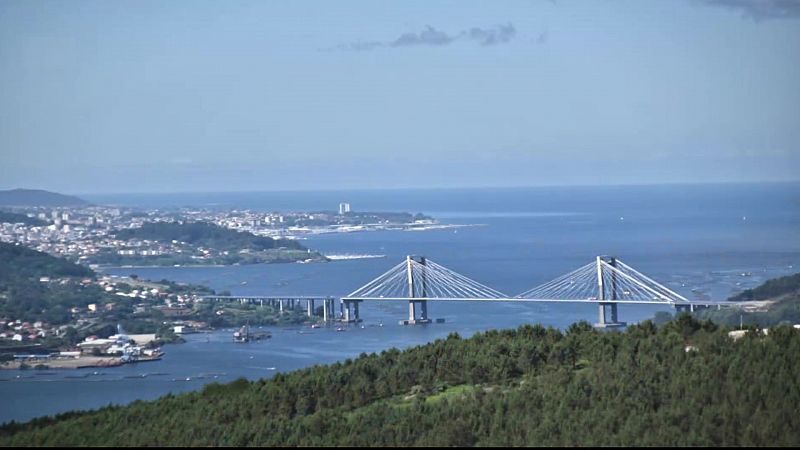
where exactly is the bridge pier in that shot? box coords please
[593,257,626,328]
[596,302,626,328]
[279,299,284,314]
[401,300,431,325]
[307,299,315,318]
[323,298,335,322]
[340,299,362,323]
[399,256,434,325]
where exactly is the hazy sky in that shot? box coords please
[1,0,799,193]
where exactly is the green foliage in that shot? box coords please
[88,221,322,266]
[114,221,305,252]
[0,243,101,325]
[155,279,214,296]
[730,272,800,302]
[2,318,798,446]
[691,272,800,328]
[0,242,92,282]
[695,295,800,328]
[189,301,312,328]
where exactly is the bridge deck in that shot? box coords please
[343,297,734,306]
[201,295,736,307]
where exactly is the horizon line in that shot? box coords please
[2,179,799,198]
[74,179,800,197]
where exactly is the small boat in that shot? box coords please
[336,327,345,332]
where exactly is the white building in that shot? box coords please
[339,202,351,215]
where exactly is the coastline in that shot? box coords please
[96,264,229,270]
[0,354,163,370]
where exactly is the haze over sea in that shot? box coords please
[2,183,798,424]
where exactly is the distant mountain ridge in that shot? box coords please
[0,189,89,207]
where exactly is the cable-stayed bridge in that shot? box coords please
[203,255,738,328]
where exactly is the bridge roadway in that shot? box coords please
[200,294,733,328]
[201,254,745,328]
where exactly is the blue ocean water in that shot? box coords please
[1,183,798,424]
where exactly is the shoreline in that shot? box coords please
[0,354,163,370]
[95,260,326,269]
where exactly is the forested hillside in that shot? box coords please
[0,243,98,325]
[729,272,800,302]
[691,272,800,327]
[0,242,93,283]
[2,316,798,446]
[114,221,305,252]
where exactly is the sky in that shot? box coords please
[0,0,799,194]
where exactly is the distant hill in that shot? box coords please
[0,242,93,283]
[689,272,800,327]
[0,242,99,325]
[114,221,306,252]
[0,189,88,207]
[728,272,800,302]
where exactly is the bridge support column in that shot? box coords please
[279,300,284,314]
[594,257,626,328]
[403,300,431,325]
[595,302,626,328]
[323,298,335,322]
[400,255,433,325]
[307,299,314,318]
[340,300,361,323]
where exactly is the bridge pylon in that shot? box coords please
[405,255,432,325]
[596,256,627,328]
[517,255,693,328]
[343,255,507,324]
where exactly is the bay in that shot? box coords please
[1,183,798,424]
